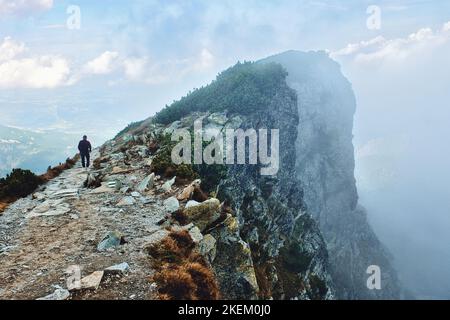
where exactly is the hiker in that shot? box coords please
[78,135,92,168]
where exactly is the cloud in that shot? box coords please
[443,21,450,32]
[331,21,450,64]
[0,36,25,61]
[83,51,120,75]
[123,57,148,80]
[0,37,216,89]
[0,0,53,16]
[0,55,70,89]
[0,37,71,89]
[120,49,215,85]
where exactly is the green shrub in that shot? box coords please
[153,61,289,125]
[151,133,198,180]
[0,168,43,199]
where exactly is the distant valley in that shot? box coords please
[0,125,80,177]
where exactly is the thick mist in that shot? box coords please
[336,33,450,299]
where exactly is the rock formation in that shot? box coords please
[262,50,401,299]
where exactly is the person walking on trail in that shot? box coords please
[78,135,92,168]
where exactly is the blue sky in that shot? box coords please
[0,0,449,140]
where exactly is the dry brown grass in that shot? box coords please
[148,230,220,300]
[0,201,10,214]
[40,156,79,181]
[172,209,189,225]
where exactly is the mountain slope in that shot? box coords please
[0,60,334,300]
[0,52,400,300]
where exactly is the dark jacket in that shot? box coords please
[78,140,92,155]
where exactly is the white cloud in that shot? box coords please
[120,49,215,85]
[0,0,53,16]
[331,21,450,64]
[0,37,25,61]
[443,21,450,32]
[0,55,70,89]
[0,37,215,88]
[123,57,148,80]
[83,51,120,75]
[0,37,71,89]
[331,36,385,57]
[0,138,20,144]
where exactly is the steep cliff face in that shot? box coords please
[262,51,401,299]
[215,83,333,299]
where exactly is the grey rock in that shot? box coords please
[163,196,179,213]
[161,176,176,192]
[117,196,135,206]
[90,183,115,194]
[182,198,221,232]
[197,234,217,262]
[80,271,104,290]
[137,173,155,192]
[188,226,203,244]
[97,231,124,251]
[36,286,70,300]
[51,188,79,199]
[105,262,130,274]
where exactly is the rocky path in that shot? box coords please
[0,150,169,300]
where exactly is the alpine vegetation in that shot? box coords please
[171,117,279,176]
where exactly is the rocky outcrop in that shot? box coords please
[215,87,334,299]
[263,50,401,299]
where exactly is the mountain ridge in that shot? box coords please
[0,51,400,299]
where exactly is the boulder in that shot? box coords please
[177,179,201,201]
[36,286,70,300]
[188,226,203,244]
[209,215,259,299]
[161,176,176,192]
[136,173,155,192]
[105,262,130,274]
[97,231,124,251]
[90,183,115,194]
[197,234,217,263]
[163,196,179,213]
[182,198,221,231]
[80,271,104,290]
